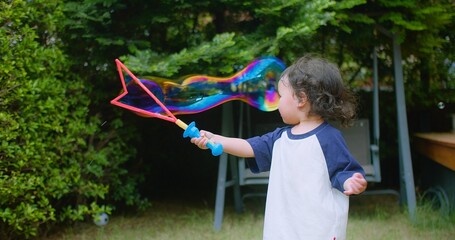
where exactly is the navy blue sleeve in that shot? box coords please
[245,127,288,173]
[318,127,366,192]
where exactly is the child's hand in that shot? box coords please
[190,130,214,150]
[343,173,367,196]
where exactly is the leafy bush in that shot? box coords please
[0,1,145,238]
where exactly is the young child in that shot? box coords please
[191,54,367,239]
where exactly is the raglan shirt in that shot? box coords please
[246,122,365,240]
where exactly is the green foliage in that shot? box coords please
[315,0,455,114]
[375,0,455,108]
[118,0,345,77]
[60,0,454,119]
[0,1,145,238]
[123,33,240,76]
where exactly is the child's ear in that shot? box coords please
[297,93,307,107]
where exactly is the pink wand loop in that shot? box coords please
[111,59,223,156]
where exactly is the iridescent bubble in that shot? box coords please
[118,57,286,117]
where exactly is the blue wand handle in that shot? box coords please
[181,121,223,156]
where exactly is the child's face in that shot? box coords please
[277,76,301,125]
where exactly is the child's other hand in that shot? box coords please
[190,130,214,149]
[343,173,367,196]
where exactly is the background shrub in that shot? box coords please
[0,1,145,238]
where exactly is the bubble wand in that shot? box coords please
[111,59,223,156]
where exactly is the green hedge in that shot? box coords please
[0,1,145,238]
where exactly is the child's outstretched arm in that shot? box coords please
[191,130,254,158]
[343,173,367,195]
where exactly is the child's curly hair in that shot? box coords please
[281,54,357,126]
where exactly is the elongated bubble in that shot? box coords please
[118,56,286,117]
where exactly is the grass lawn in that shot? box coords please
[43,193,455,240]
